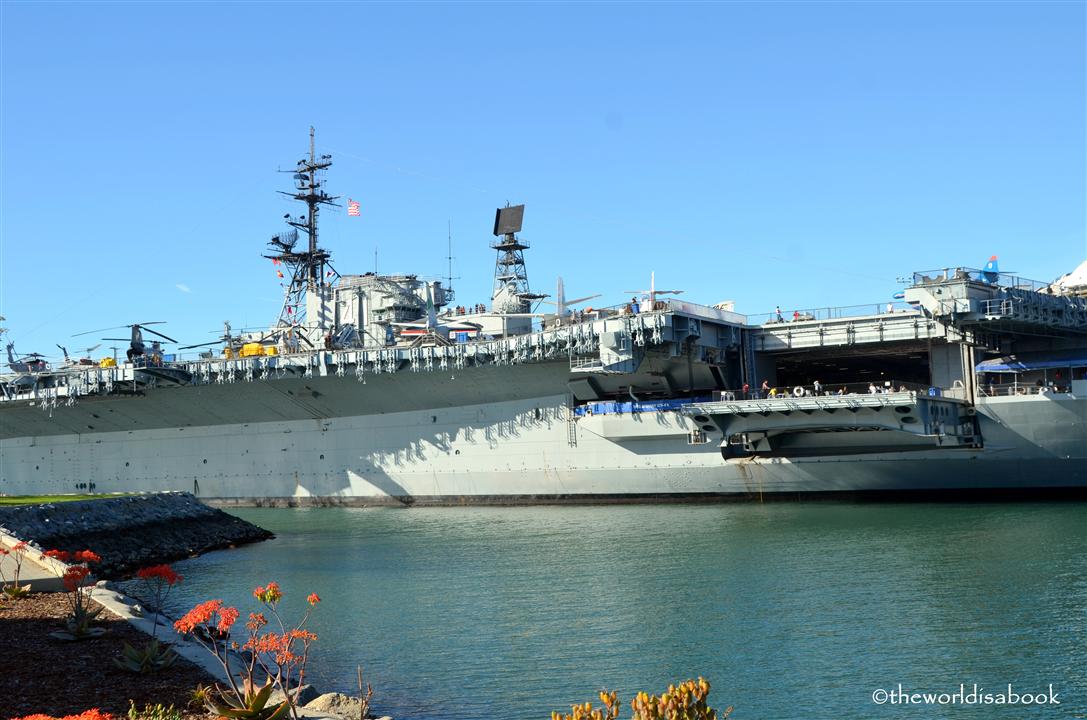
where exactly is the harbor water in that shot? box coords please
[166,502,1087,719]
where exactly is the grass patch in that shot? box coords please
[0,494,136,506]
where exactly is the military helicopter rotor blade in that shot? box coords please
[179,341,222,350]
[140,326,178,343]
[73,324,129,337]
[101,337,133,342]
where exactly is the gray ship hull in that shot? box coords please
[2,361,1083,503]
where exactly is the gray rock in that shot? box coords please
[305,692,367,718]
[0,492,272,577]
[270,683,320,706]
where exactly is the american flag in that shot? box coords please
[347,199,361,217]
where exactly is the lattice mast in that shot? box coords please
[263,127,340,329]
[491,204,545,313]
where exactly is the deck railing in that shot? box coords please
[745,302,914,326]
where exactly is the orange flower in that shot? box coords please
[253,581,283,604]
[13,711,116,720]
[217,605,240,634]
[12,541,28,551]
[73,549,101,564]
[62,565,91,592]
[288,628,317,642]
[44,549,71,562]
[307,592,320,606]
[245,630,287,655]
[246,612,268,632]
[136,564,182,585]
[174,599,224,634]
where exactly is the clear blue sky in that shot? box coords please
[2,1,1084,360]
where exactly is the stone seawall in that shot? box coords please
[0,492,272,577]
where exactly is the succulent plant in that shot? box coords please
[204,679,291,720]
[113,638,179,673]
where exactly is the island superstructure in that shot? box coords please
[2,131,1085,503]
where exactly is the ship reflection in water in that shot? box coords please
[163,502,1087,720]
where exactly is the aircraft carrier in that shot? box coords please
[2,131,1085,504]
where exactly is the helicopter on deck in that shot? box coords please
[74,322,178,363]
[4,343,49,374]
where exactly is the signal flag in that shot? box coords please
[347,199,361,217]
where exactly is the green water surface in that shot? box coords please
[165,502,1087,719]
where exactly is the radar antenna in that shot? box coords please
[263,127,340,329]
[490,204,545,313]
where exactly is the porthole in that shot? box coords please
[203,459,208,464]
[901,416,917,424]
[125,462,130,467]
[894,406,910,414]
[694,415,710,423]
[702,425,716,432]
[319,454,325,460]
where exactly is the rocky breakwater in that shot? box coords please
[0,492,272,577]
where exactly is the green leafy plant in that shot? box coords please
[44,549,106,640]
[187,685,211,710]
[204,678,290,720]
[552,678,731,720]
[0,540,33,598]
[114,637,178,673]
[126,701,182,720]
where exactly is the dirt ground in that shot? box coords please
[0,593,215,719]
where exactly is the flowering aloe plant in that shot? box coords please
[115,563,184,673]
[0,540,32,597]
[175,581,321,720]
[44,549,106,640]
